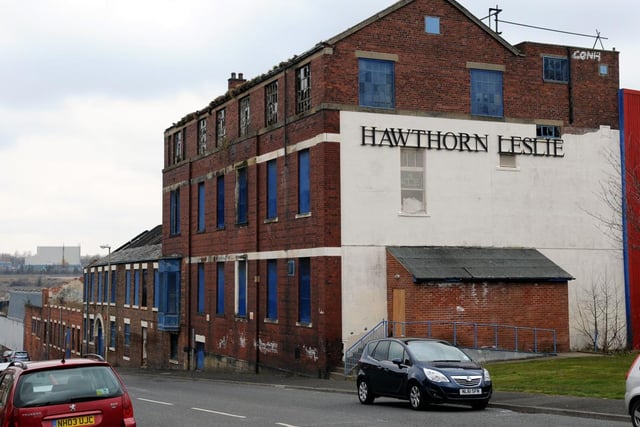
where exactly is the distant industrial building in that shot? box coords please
[25,246,82,273]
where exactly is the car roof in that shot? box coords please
[4,358,109,374]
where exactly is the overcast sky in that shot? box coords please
[1,0,638,257]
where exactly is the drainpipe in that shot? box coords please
[186,159,193,370]
[619,89,632,349]
[567,47,574,125]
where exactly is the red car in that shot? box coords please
[0,356,136,427]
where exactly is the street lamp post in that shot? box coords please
[100,244,111,362]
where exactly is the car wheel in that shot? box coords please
[357,379,375,404]
[409,383,426,410]
[471,400,489,410]
[632,399,640,427]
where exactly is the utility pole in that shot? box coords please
[100,245,111,362]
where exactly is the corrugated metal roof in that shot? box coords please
[388,246,574,282]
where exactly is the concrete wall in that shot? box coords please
[0,316,24,351]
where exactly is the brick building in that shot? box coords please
[23,281,84,361]
[81,226,169,369]
[158,0,622,375]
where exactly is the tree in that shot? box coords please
[574,271,626,353]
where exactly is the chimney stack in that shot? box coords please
[228,72,247,90]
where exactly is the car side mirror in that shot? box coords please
[392,358,407,367]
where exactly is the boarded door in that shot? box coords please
[392,289,406,337]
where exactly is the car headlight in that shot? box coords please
[423,368,449,383]
[483,368,491,383]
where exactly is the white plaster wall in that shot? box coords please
[340,111,623,350]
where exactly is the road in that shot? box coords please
[121,372,627,427]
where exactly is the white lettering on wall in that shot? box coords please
[572,50,601,61]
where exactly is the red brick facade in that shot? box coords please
[158,0,616,374]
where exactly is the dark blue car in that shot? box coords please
[356,337,492,410]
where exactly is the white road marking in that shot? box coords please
[137,398,174,406]
[191,407,247,418]
[276,423,300,427]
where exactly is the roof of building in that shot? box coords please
[91,225,162,267]
[169,0,522,129]
[388,246,574,283]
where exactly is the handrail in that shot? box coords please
[343,320,557,376]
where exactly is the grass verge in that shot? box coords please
[486,352,638,400]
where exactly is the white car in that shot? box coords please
[0,362,8,372]
[625,354,640,426]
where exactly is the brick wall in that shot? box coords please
[386,252,570,352]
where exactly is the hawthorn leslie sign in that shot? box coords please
[361,126,565,157]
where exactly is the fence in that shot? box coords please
[344,320,557,375]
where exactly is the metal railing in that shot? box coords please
[344,320,557,376]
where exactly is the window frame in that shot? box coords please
[216,108,226,146]
[470,68,504,118]
[298,258,311,324]
[266,159,277,220]
[197,263,205,313]
[296,64,311,114]
[267,259,277,320]
[197,181,206,232]
[543,56,569,83]
[125,269,131,306]
[298,150,310,215]
[236,260,247,318]
[216,175,225,229]
[400,147,426,215]
[239,96,250,137]
[359,58,395,109]
[170,188,181,236]
[237,167,248,225]
[198,117,207,154]
[265,81,278,126]
[216,262,225,315]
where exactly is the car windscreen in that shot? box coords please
[406,341,471,363]
[14,365,124,408]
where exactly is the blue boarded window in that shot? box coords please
[266,159,277,219]
[470,69,503,117]
[109,321,116,349]
[267,260,277,319]
[170,188,181,235]
[197,263,205,313]
[425,16,440,34]
[298,150,310,214]
[216,262,225,315]
[125,270,131,305]
[359,58,395,109]
[237,260,247,317]
[217,175,225,229]
[110,268,116,304]
[298,258,311,324]
[237,168,248,225]
[83,272,89,304]
[124,324,130,347]
[103,270,109,303]
[134,270,140,306]
[154,267,160,308]
[89,272,95,302]
[158,259,181,332]
[543,56,569,83]
[197,182,205,232]
[97,270,103,303]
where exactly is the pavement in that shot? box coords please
[118,362,630,424]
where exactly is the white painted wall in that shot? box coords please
[0,316,24,351]
[339,111,623,351]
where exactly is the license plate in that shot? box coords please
[53,415,95,427]
[460,388,482,395]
